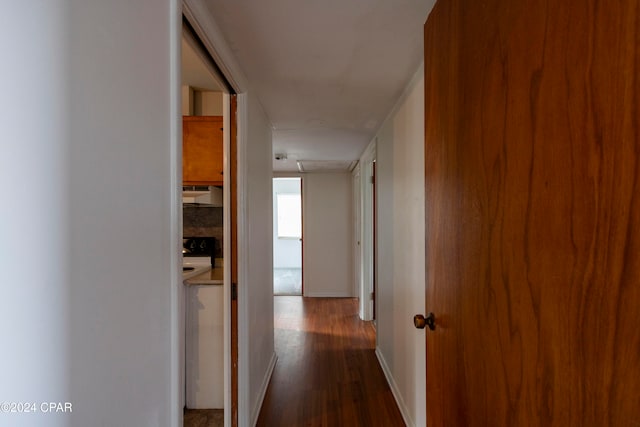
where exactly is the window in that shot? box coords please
[276,193,301,239]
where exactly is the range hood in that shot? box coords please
[182,186,223,206]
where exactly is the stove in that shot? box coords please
[183,237,217,266]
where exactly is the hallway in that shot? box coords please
[257,297,405,426]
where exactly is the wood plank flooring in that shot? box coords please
[183,408,223,427]
[257,296,405,426]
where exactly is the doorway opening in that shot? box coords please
[180,14,238,427]
[273,177,303,296]
[356,141,376,321]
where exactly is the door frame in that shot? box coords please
[352,164,362,301]
[358,139,376,321]
[272,176,304,296]
[182,2,250,425]
[226,93,238,425]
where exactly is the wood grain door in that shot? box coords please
[230,95,238,427]
[423,0,640,426]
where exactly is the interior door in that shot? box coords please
[230,94,238,427]
[423,0,640,426]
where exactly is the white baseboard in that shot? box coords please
[375,348,414,427]
[302,291,355,298]
[251,352,278,426]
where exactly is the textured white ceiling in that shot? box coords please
[204,0,435,171]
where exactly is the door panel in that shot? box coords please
[424,0,640,426]
[230,94,238,427]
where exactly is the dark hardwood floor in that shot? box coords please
[257,296,405,426]
[184,408,223,427]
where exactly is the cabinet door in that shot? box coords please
[183,116,223,185]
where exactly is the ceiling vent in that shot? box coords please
[296,160,358,173]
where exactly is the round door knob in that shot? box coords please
[414,313,436,330]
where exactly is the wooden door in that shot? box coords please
[423,0,640,426]
[229,95,238,427]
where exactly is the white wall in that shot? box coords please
[375,66,426,427]
[303,173,354,297]
[1,1,182,426]
[182,87,224,116]
[239,93,276,425]
[273,178,302,269]
[0,3,71,426]
[195,91,224,115]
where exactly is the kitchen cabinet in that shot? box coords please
[183,116,223,185]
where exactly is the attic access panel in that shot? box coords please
[296,160,357,173]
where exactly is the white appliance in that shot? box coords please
[185,283,224,409]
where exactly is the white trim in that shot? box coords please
[169,1,183,426]
[375,348,415,427]
[180,4,254,425]
[251,353,278,426]
[358,139,376,321]
[273,171,304,178]
[351,164,362,304]
[360,137,377,165]
[222,93,232,426]
[236,93,251,427]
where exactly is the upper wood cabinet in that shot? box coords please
[183,116,223,185]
